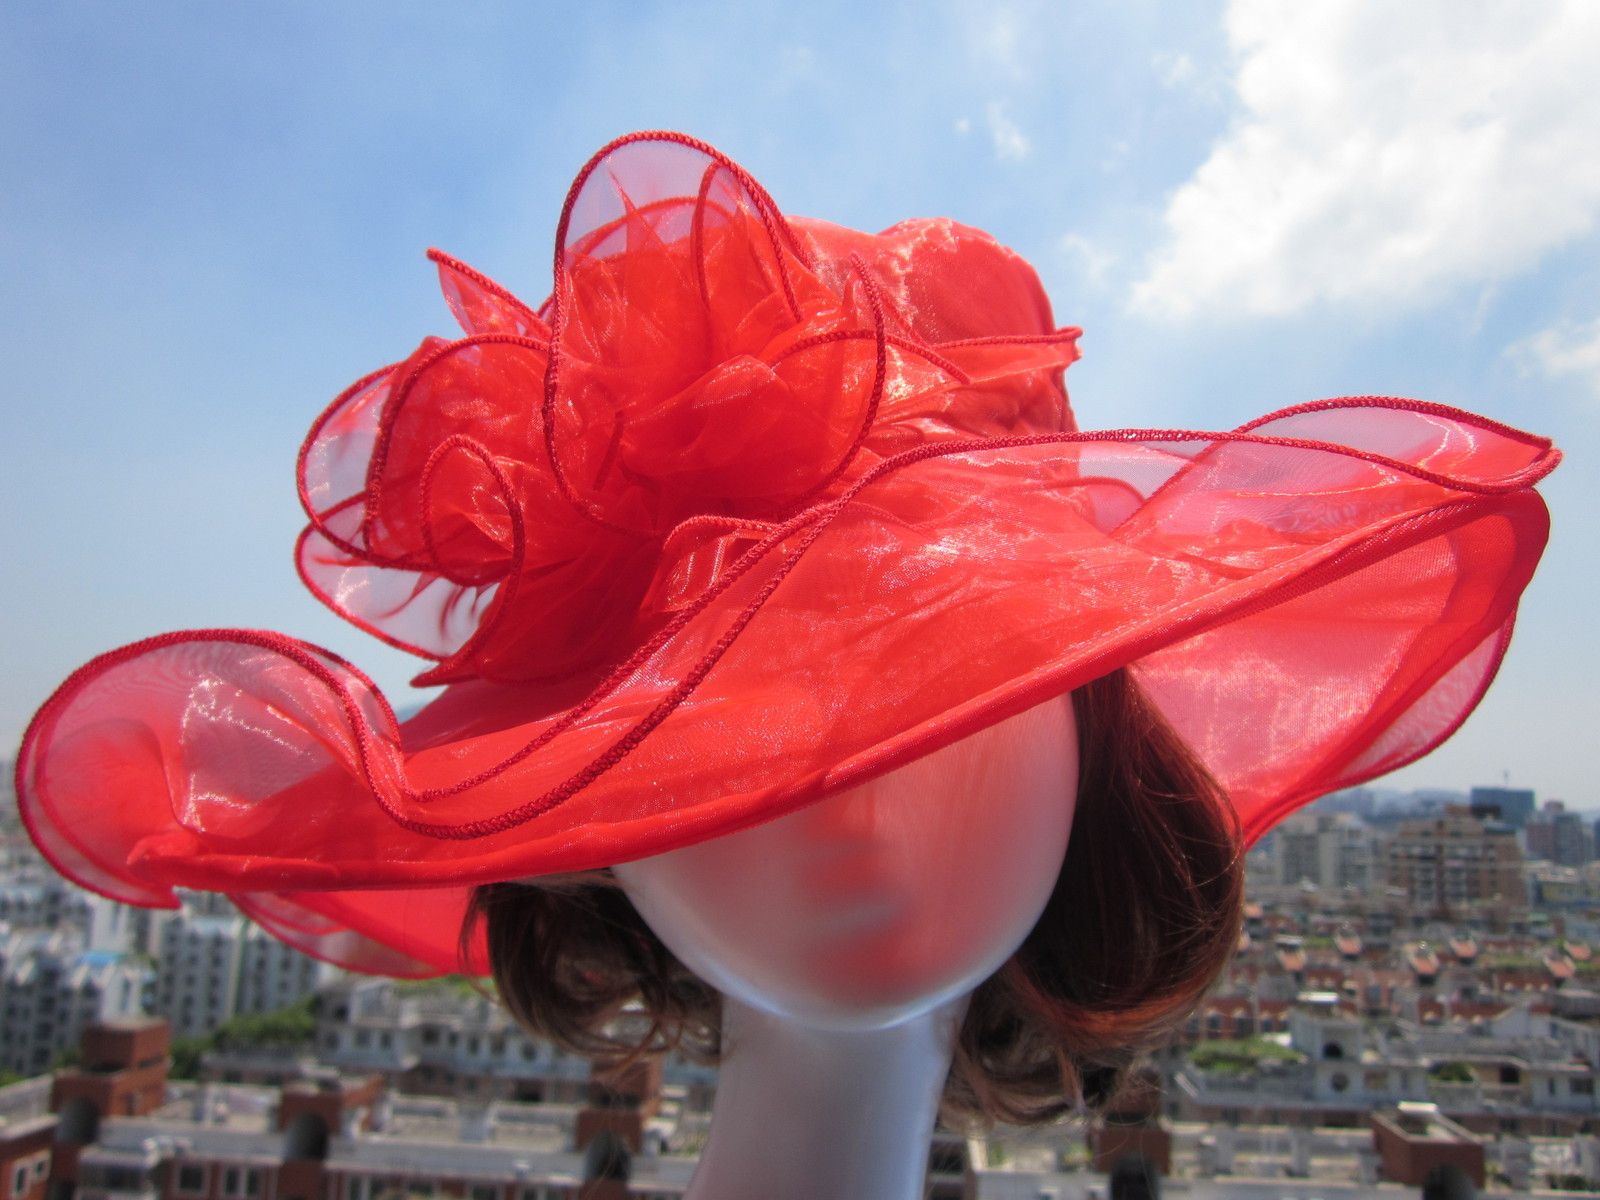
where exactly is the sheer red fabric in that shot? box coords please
[16,132,1559,977]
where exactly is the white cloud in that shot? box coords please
[980,9,1025,78]
[985,100,1031,162]
[1507,317,1600,399]
[1132,1,1600,320]
[1154,51,1196,90]
[961,0,1043,81]
[1059,233,1117,289]
[777,44,816,82]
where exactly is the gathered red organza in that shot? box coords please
[16,133,1559,977]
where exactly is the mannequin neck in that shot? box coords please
[684,994,966,1200]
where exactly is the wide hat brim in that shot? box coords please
[16,136,1559,978]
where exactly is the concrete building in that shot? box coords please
[0,881,87,933]
[1383,807,1524,911]
[0,929,150,1078]
[153,913,334,1041]
[155,916,246,1041]
[24,1018,700,1200]
[0,1078,53,1200]
[1527,860,1600,908]
[236,928,331,1021]
[305,980,712,1109]
[1310,787,1377,819]
[1469,785,1536,830]
[1271,813,1375,892]
[1525,800,1594,866]
[1370,1102,1484,1191]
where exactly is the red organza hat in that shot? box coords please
[17,132,1559,977]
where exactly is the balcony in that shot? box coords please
[76,1188,160,1200]
[1426,1079,1530,1111]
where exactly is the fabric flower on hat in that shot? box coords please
[297,133,1081,686]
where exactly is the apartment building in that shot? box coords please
[1272,812,1376,892]
[1383,807,1525,910]
[0,930,149,1077]
[153,914,334,1041]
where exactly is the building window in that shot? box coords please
[471,1187,497,1200]
[224,1167,262,1198]
[13,1165,28,1197]
[178,1164,209,1195]
[1574,1078,1595,1096]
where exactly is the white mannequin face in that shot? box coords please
[613,696,1078,1031]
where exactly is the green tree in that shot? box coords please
[1188,1038,1303,1075]
[169,1037,209,1080]
[211,996,317,1052]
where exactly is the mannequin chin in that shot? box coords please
[612,695,1079,1031]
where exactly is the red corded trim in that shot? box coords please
[267,414,1561,836]
[293,524,451,662]
[418,434,524,589]
[399,410,1555,815]
[39,483,1541,889]
[1124,397,1560,529]
[425,248,546,333]
[690,164,727,352]
[274,403,1568,839]
[297,361,399,530]
[15,628,402,894]
[937,328,1084,349]
[771,254,890,512]
[1236,395,1556,450]
[542,132,815,534]
[1241,615,1522,846]
[770,329,973,388]
[362,332,550,552]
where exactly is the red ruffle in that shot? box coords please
[296,134,1079,687]
[15,133,1559,978]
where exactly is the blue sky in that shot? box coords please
[4,2,1596,806]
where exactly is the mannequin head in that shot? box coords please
[613,695,1078,1031]
[469,667,1243,1124]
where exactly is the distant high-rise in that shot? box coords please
[1272,813,1375,891]
[1383,806,1524,909]
[1312,788,1377,818]
[1469,786,1536,830]
[152,900,334,1040]
[1525,801,1594,866]
[0,928,150,1075]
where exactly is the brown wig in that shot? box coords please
[465,667,1243,1126]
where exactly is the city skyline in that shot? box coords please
[3,3,1596,806]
